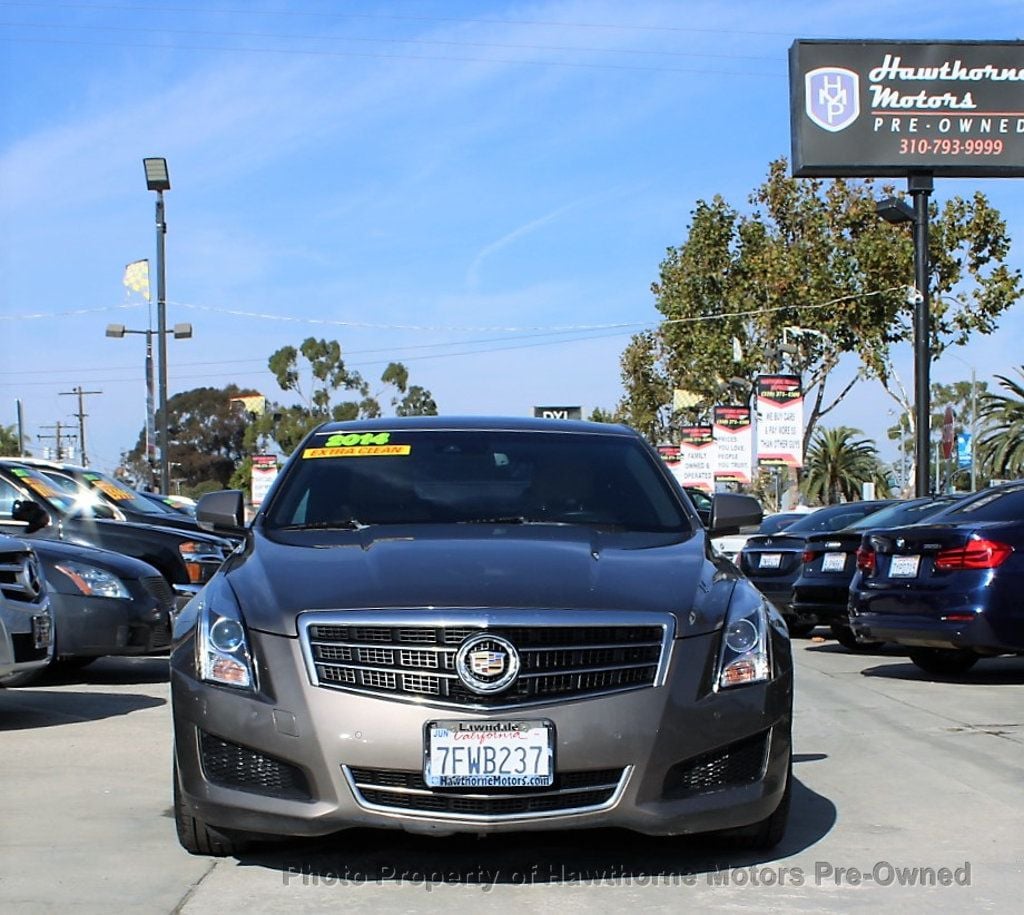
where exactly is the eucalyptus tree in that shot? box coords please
[621,158,1021,479]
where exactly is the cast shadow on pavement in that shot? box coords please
[0,688,165,731]
[860,656,1024,685]
[233,772,836,884]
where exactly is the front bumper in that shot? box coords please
[49,591,172,659]
[171,629,792,840]
[0,597,53,677]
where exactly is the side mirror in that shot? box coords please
[709,493,763,536]
[12,499,51,534]
[196,490,247,534]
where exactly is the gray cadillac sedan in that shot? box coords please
[171,417,792,856]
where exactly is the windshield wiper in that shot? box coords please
[278,519,368,531]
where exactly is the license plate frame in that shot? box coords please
[822,552,847,573]
[424,719,554,788]
[889,554,921,578]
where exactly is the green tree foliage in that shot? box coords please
[125,385,258,490]
[801,426,889,505]
[0,424,21,456]
[249,338,437,457]
[977,367,1024,478]
[622,158,1021,463]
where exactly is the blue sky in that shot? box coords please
[2,0,1022,475]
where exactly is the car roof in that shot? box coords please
[309,416,639,437]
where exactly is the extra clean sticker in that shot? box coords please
[302,431,411,459]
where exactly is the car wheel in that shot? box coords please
[786,620,816,638]
[830,623,884,653]
[908,648,979,677]
[53,656,98,671]
[173,762,249,857]
[716,757,792,850]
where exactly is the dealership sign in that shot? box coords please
[790,40,1024,177]
[756,375,804,469]
[677,425,716,493]
[713,406,753,485]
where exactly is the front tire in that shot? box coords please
[908,648,979,677]
[786,620,816,638]
[173,762,250,857]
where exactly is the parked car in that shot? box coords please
[713,509,817,564]
[739,500,898,637]
[791,495,963,650]
[849,482,1024,676]
[0,534,53,686]
[23,537,174,678]
[0,461,233,610]
[13,459,216,538]
[172,417,791,856]
[141,492,198,517]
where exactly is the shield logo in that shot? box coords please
[455,634,521,695]
[469,649,506,678]
[805,67,860,132]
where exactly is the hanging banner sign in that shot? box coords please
[790,39,1024,177]
[676,425,715,492]
[656,444,681,465]
[713,406,753,484]
[251,454,279,507]
[957,432,972,469]
[756,375,804,468]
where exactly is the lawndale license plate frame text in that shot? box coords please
[424,720,554,788]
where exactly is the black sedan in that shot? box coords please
[739,500,897,636]
[11,538,174,683]
[791,495,963,650]
[849,482,1024,676]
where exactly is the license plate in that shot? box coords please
[759,552,782,569]
[889,555,920,578]
[822,552,846,572]
[32,614,52,650]
[424,720,553,788]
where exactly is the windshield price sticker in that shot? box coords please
[889,554,921,578]
[759,553,783,569]
[91,479,134,501]
[303,431,412,459]
[822,552,847,572]
[424,720,553,788]
[23,477,58,499]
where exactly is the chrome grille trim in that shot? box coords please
[299,609,674,709]
[342,764,632,822]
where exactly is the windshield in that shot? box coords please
[843,498,958,531]
[73,470,169,515]
[5,466,118,519]
[937,485,1024,523]
[779,502,893,535]
[265,428,690,533]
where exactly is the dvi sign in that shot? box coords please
[533,406,582,420]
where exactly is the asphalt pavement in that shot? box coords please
[1,640,1021,912]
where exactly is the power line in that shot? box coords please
[59,385,102,467]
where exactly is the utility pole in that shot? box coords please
[38,421,78,461]
[59,386,102,467]
[16,399,26,455]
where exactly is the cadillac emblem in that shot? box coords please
[455,633,520,695]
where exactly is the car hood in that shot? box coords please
[26,536,161,578]
[225,524,733,638]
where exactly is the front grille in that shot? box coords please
[199,732,311,800]
[304,617,668,708]
[346,766,625,817]
[141,575,175,611]
[662,731,770,798]
[0,548,46,605]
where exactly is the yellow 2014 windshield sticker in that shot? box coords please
[303,431,411,459]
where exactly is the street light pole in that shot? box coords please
[909,174,933,497]
[144,158,171,493]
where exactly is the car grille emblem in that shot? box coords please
[455,634,520,695]
[17,556,43,599]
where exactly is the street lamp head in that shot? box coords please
[143,157,171,192]
[105,323,126,338]
[875,196,915,225]
[173,323,193,340]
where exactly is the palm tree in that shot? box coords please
[801,426,887,505]
[978,367,1024,477]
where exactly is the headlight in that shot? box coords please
[53,561,131,599]
[197,585,255,690]
[717,599,771,689]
